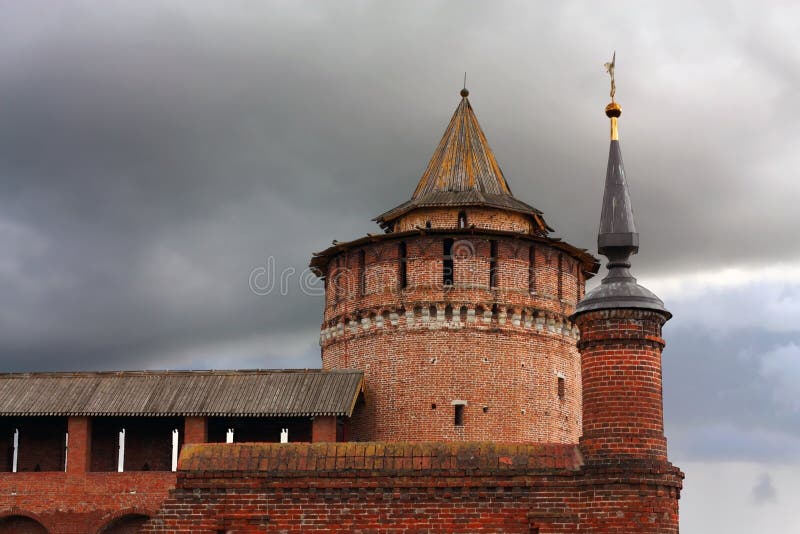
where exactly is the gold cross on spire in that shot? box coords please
[603,52,622,140]
[604,51,616,102]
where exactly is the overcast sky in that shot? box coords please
[1,1,798,532]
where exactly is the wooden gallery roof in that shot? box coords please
[0,369,364,418]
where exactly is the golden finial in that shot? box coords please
[604,51,621,140]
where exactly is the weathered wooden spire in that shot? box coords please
[412,88,512,197]
[375,89,550,234]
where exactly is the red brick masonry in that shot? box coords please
[0,472,175,533]
[143,442,682,533]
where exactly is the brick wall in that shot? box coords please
[142,442,683,533]
[0,471,174,533]
[183,416,207,445]
[311,416,337,443]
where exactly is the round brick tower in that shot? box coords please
[572,99,672,463]
[311,89,598,442]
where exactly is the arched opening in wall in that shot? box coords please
[520,309,527,326]
[459,305,468,323]
[429,305,438,320]
[382,310,391,325]
[0,515,48,534]
[491,303,499,321]
[413,306,422,320]
[97,514,150,534]
[475,305,485,321]
[458,211,467,229]
[444,305,453,322]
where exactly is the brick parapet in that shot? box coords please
[142,442,682,533]
[323,235,586,322]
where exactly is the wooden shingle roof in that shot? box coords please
[0,369,363,417]
[375,90,550,234]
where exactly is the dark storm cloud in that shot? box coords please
[0,0,798,376]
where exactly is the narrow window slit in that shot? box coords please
[398,242,407,289]
[489,240,498,288]
[454,404,465,426]
[443,238,454,286]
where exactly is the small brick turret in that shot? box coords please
[573,98,672,464]
[575,307,669,461]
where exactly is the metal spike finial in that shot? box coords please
[460,72,469,98]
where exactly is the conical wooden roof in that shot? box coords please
[375,90,549,233]
[412,93,512,197]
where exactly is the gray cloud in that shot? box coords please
[663,281,800,463]
[752,472,777,505]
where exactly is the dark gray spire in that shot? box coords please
[598,140,639,255]
[573,102,670,318]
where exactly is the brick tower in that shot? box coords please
[143,77,683,534]
[312,88,598,442]
[570,89,682,530]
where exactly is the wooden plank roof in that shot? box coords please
[0,369,364,417]
[412,93,511,198]
[374,91,550,233]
